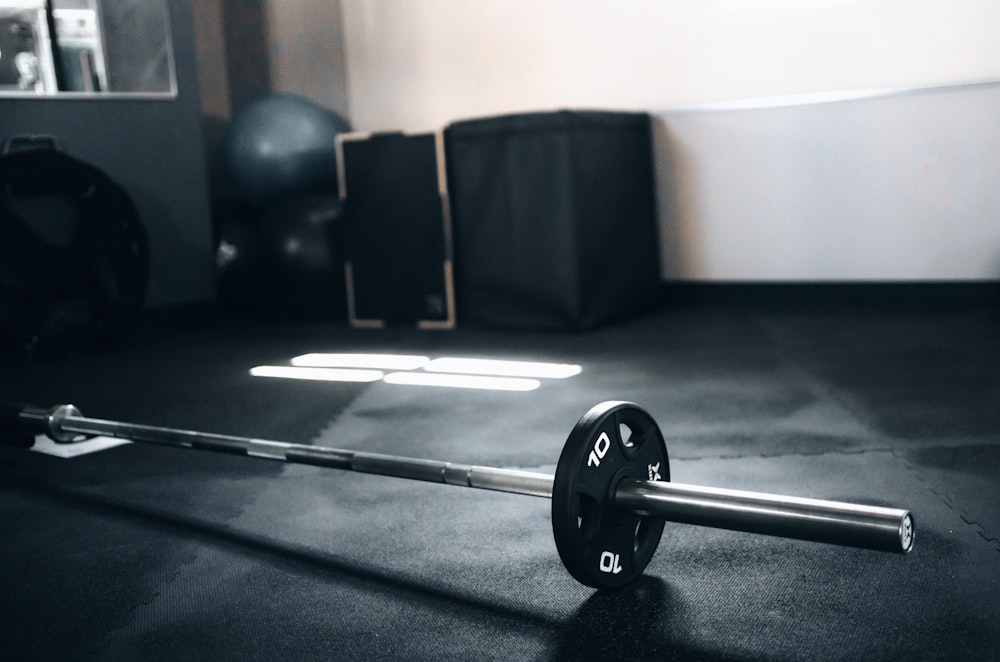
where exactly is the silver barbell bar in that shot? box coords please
[13,404,914,556]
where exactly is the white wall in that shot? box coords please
[266,2,351,119]
[339,0,1000,281]
[341,0,1000,130]
[192,0,351,120]
[655,86,1000,281]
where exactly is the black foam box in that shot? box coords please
[444,110,661,330]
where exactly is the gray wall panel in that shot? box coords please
[0,0,215,307]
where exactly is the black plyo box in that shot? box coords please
[336,131,456,329]
[444,110,661,330]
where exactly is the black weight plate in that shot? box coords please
[552,401,670,589]
[0,145,149,356]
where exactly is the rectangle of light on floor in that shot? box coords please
[423,357,581,379]
[250,366,384,382]
[291,353,430,370]
[31,435,130,458]
[383,372,541,391]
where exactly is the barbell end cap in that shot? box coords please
[900,512,915,554]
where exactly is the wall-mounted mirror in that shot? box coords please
[0,0,175,97]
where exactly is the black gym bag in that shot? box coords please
[0,136,149,358]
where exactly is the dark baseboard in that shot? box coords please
[658,281,1000,309]
[135,282,1000,334]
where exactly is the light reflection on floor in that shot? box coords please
[250,353,582,392]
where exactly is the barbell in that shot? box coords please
[1,400,914,589]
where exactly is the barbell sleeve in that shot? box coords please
[615,479,913,554]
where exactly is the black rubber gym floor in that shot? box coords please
[1,297,998,660]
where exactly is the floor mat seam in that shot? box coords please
[889,448,1000,553]
[754,316,889,442]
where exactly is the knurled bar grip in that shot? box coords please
[58,413,556,498]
